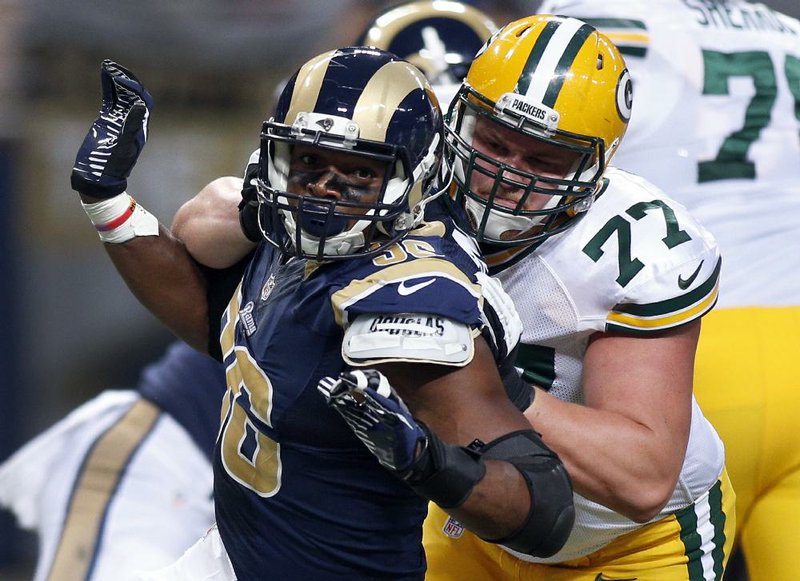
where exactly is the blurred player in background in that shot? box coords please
[537,1,800,579]
[356,0,498,103]
[0,341,225,580]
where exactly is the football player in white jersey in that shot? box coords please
[537,1,800,579]
[418,14,735,580]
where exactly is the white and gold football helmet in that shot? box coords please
[446,14,633,247]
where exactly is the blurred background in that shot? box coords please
[0,0,797,577]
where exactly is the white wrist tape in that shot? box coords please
[81,192,159,243]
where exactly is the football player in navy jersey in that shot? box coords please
[69,49,574,580]
[0,6,512,580]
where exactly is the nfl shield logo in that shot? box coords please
[442,516,465,539]
[261,274,276,301]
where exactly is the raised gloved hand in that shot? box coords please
[318,369,427,473]
[71,59,153,199]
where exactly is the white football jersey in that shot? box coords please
[485,167,726,562]
[539,0,800,308]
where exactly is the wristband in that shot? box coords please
[81,192,159,243]
[401,423,486,508]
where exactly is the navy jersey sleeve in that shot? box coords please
[138,341,227,460]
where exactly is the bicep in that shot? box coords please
[172,176,255,269]
[583,319,701,455]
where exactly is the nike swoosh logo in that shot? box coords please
[397,278,436,296]
[594,574,638,581]
[677,260,704,290]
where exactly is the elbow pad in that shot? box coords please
[481,430,575,558]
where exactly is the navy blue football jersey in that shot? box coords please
[212,202,499,580]
[137,341,226,461]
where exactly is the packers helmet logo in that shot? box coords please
[316,117,335,132]
[616,69,633,122]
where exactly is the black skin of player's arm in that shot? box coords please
[79,193,212,355]
[83,193,534,542]
[377,337,533,541]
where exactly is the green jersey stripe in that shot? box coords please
[618,46,647,58]
[580,18,646,30]
[613,257,722,317]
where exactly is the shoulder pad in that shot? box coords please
[343,313,476,366]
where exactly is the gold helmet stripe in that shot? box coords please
[285,51,332,125]
[354,60,428,142]
[518,17,595,108]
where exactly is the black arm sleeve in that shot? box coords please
[497,345,534,411]
[201,250,254,361]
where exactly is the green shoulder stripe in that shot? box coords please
[606,257,721,333]
[582,18,646,30]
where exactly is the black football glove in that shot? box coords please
[71,59,153,199]
[318,369,427,473]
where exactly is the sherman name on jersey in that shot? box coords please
[484,166,726,562]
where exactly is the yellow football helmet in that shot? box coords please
[446,14,633,247]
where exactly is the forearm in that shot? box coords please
[399,422,572,556]
[525,390,682,521]
[103,227,211,353]
[444,456,530,539]
[384,350,573,555]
